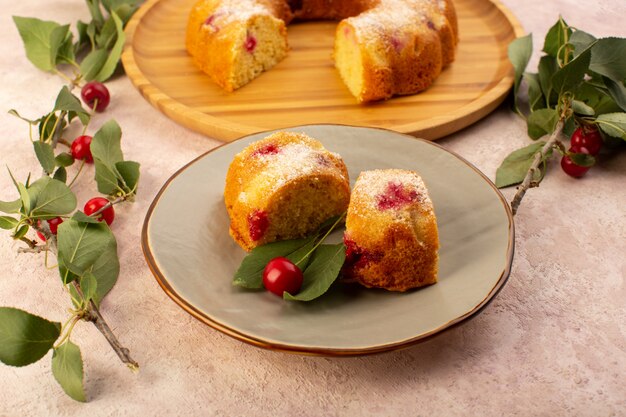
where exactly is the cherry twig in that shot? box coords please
[511,117,566,215]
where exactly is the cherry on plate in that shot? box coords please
[84,197,115,225]
[262,257,303,296]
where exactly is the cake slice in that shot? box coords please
[343,169,439,291]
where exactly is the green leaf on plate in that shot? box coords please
[0,307,61,367]
[233,238,314,289]
[51,340,86,402]
[527,108,558,139]
[496,141,547,188]
[508,34,532,114]
[284,244,346,302]
[596,112,626,140]
[33,140,56,174]
[12,16,61,72]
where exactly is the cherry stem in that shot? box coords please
[294,212,346,266]
[68,160,85,188]
[510,107,568,216]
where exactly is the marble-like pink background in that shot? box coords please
[0,0,624,415]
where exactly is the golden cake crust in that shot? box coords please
[343,169,439,291]
[186,0,458,101]
[224,132,350,251]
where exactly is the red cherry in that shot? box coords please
[561,155,590,178]
[70,135,93,163]
[84,197,115,225]
[262,257,303,296]
[570,126,602,156]
[81,82,110,112]
[36,217,64,241]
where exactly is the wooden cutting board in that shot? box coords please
[122,0,523,142]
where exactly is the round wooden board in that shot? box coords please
[122,0,524,142]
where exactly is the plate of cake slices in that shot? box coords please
[142,124,514,355]
[122,0,524,141]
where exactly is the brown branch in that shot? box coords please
[29,222,138,371]
[18,236,37,249]
[511,118,566,215]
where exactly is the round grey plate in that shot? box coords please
[142,125,514,355]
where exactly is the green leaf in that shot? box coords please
[33,141,56,174]
[56,32,75,66]
[12,16,61,71]
[570,30,596,58]
[496,142,546,188]
[54,86,89,125]
[563,116,577,138]
[94,159,121,195]
[86,0,105,27]
[28,177,77,217]
[285,238,316,271]
[17,182,32,214]
[80,273,98,304]
[0,307,61,367]
[115,161,140,193]
[71,211,101,224]
[233,239,313,289]
[571,100,595,116]
[90,237,119,303]
[55,152,75,168]
[538,56,558,105]
[603,77,626,112]
[508,34,532,114]
[94,12,125,82]
[569,152,595,167]
[96,16,118,50]
[543,17,571,58]
[551,46,593,95]
[13,225,29,239]
[51,340,86,402]
[38,112,65,141]
[527,108,558,139]
[589,38,626,83]
[57,219,115,283]
[91,119,124,166]
[524,72,545,112]
[53,167,67,183]
[79,49,108,81]
[0,216,19,230]
[596,112,626,140]
[0,199,21,214]
[283,244,346,302]
[49,24,70,66]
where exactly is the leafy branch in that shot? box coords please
[1,0,141,403]
[497,17,626,213]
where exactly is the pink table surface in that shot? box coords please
[1,0,625,415]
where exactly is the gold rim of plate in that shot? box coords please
[141,125,515,356]
[122,0,524,142]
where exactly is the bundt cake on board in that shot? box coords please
[343,169,439,291]
[224,132,350,251]
[186,0,458,102]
